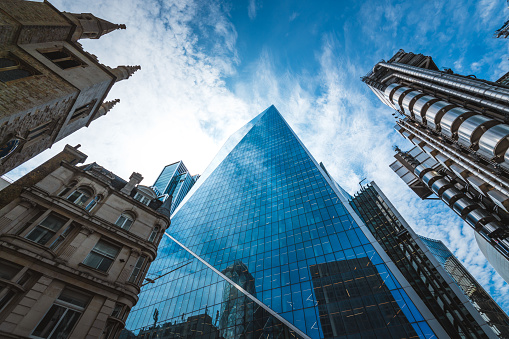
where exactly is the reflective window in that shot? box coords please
[83,240,120,272]
[31,288,90,339]
[123,107,435,339]
[115,213,134,230]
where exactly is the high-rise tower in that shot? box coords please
[122,106,498,338]
[350,182,509,338]
[362,50,509,284]
[152,161,198,214]
[0,0,140,176]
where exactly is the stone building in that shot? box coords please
[0,0,140,176]
[0,144,171,338]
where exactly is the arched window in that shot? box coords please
[85,195,102,212]
[0,57,34,83]
[115,213,134,230]
[66,187,93,207]
[148,226,160,243]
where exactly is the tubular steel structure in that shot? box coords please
[362,50,509,284]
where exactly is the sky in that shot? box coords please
[10,0,509,312]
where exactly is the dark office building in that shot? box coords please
[122,106,497,338]
[350,182,508,338]
[420,236,509,337]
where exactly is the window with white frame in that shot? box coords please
[25,213,69,246]
[128,255,147,284]
[31,287,90,339]
[133,192,151,205]
[84,195,102,212]
[114,213,134,230]
[82,240,120,272]
[148,226,160,243]
[66,187,93,207]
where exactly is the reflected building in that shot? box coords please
[134,313,223,339]
[362,50,509,284]
[152,161,199,214]
[123,106,498,338]
[219,261,258,338]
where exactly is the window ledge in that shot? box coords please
[0,234,56,259]
[77,263,109,276]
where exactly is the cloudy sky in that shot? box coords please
[11,0,509,311]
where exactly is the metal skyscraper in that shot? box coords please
[362,50,509,284]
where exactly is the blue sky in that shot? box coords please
[13,0,509,312]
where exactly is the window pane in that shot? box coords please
[97,257,114,272]
[66,191,81,203]
[94,241,120,258]
[49,309,81,339]
[115,216,126,227]
[0,260,22,280]
[0,58,17,68]
[0,288,15,310]
[122,219,133,230]
[40,214,67,231]
[83,252,103,269]
[26,227,55,245]
[0,69,31,82]
[32,304,67,338]
[58,289,90,308]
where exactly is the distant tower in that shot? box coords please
[0,0,140,176]
[152,161,199,214]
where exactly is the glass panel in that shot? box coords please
[94,241,120,258]
[0,69,31,82]
[40,214,67,231]
[123,107,433,339]
[32,304,67,338]
[0,58,17,68]
[0,260,22,280]
[49,309,81,339]
[26,227,55,245]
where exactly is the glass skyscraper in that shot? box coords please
[152,161,198,214]
[122,106,497,338]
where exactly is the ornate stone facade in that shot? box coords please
[0,0,139,175]
[0,145,170,338]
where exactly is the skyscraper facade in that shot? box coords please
[362,50,509,284]
[152,161,198,214]
[350,182,509,338]
[122,106,497,338]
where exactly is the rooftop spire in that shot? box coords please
[109,65,141,82]
[89,99,120,124]
[63,12,126,41]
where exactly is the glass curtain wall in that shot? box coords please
[124,106,438,339]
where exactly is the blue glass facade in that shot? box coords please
[124,106,441,338]
[152,161,198,214]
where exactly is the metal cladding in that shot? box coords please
[365,50,509,279]
[439,107,476,139]
[457,115,499,149]
[478,124,509,160]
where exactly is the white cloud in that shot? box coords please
[247,0,260,20]
[289,12,299,22]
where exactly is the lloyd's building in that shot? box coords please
[362,50,509,285]
[121,106,507,339]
